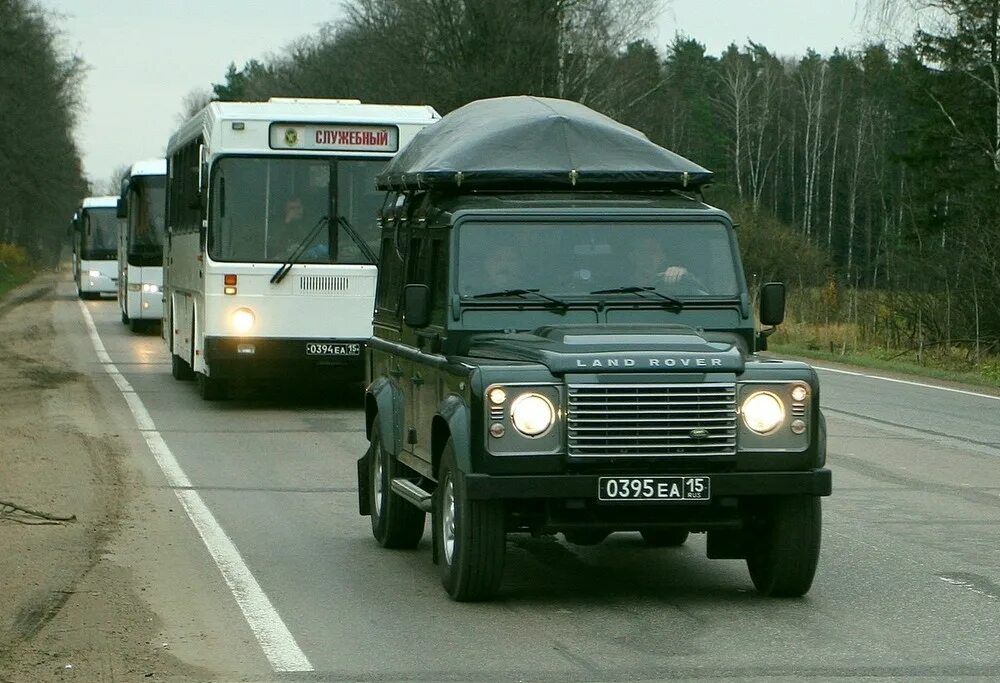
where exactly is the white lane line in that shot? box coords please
[76,300,314,673]
[815,365,1000,401]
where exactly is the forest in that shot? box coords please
[0,0,88,284]
[1,0,998,373]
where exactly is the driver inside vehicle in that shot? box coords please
[624,234,706,293]
[480,243,525,290]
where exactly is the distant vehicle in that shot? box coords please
[71,196,119,299]
[117,158,166,331]
[163,98,440,399]
[357,97,831,601]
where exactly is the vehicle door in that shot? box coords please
[412,233,449,464]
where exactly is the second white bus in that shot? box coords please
[72,196,119,299]
[117,158,167,331]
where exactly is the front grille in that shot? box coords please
[567,383,737,457]
[298,275,349,293]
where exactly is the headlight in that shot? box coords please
[741,391,785,434]
[510,393,555,437]
[231,307,255,334]
[88,270,101,277]
[141,283,160,294]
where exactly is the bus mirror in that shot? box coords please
[116,197,127,219]
[403,284,430,328]
[759,282,786,327]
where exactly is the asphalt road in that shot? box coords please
[71,286,1000,681]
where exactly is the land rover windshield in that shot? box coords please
[208,156,384,264]
[458,220,742,299]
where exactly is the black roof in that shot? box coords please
[376,96,713,193]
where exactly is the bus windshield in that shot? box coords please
[209,156,385,264]
[82,207,118,260]
[128,175,165,257]
[457,221,742,299]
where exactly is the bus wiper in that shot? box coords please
[336,215,379,265]
[470,288,568,310]
[271,215,329,285]
[590,286,684,309]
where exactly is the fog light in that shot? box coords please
[142,301,149,309]
[237,343,256,355]
[791,419,807,434]
[224,286,237,295]
[489,422,505,438]
[231,307,255,334]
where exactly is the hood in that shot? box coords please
[467,324,746,374]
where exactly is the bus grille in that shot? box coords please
[297,275,350,293]
[567,383,737,457]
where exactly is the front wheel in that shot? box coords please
[171,353,193,381]
[197,371,228,401]
[435,442,505,601]
[746,496,822,597]
[369,424,425,548]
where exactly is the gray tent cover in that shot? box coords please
[375,96,712,192]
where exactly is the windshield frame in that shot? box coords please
[206,152,390,265]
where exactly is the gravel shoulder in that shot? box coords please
[0,274,210,682]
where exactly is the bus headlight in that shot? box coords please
[231,308,256,334]
[141,283,160,294]
[740,391,785,434]
[510,393,555,437]
[88,270,101,277]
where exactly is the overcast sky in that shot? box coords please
[37,0,877,190]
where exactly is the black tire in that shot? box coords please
[121,309,129,324]
[369,424,425,549]
[746,496,822,597]
[562,529,610,546]
[128,318,144,333]
[435,441,505,601]
[640,529,690,547]
[197,371,228,401]
[171,353,194,381]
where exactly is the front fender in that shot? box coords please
[436,393,472,476]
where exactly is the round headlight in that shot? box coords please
[510,393,555,437]
[141,283,160,294]
[488,387,507,405]
[741,391,785,434]
[231,307,255,334]
[791,384,808,402]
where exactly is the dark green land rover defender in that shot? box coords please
[357,97,831,601]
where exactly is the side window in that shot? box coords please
[405,236,424,284]
[429,238,448,326]
[376,236,402,314]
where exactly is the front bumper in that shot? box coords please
[464,468,832,500]
[204,336,366,380]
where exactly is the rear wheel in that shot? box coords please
[128,318,144,333]
[640,529,689,547]
[435,441,505,601]
[369,424,425,548]
[746,496,821,597]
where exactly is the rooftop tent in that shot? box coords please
[375,96,713,192]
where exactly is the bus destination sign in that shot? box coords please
[269,123,399,152]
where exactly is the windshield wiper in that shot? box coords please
[470,288,568,310]
[337,215,379,265]
[271,215,329,285]
[590,286,684,309]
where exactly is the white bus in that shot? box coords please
[72,196,119,299]
[164,98,440,399]
[117,158,167,331]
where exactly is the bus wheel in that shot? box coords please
[171,354,194,381]
[129,318,144,333]
[121,310,129,325]
[197,372,228,401]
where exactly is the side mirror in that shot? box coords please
[403,283,430,328]
[759,282,786,327]
[116,197,128,219]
